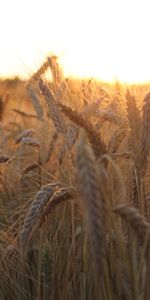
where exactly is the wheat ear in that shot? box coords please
[114,204,150,246]
[26,83,44,120]
[19,183,58,247]
[39,187,74,226]
[76,135,106,286]
[59,103,107,159]
[15,128,35,144]
[37,78,66,134]
[136,92,150,177]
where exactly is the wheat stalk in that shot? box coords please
[12,109,38,119]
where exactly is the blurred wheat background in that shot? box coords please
[0,56,149,299]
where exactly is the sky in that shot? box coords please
[0,0,150,83]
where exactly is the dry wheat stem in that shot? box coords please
[12,109,38,119]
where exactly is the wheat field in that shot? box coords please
[0,56,150,300]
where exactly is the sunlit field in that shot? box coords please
[0,56,149,300]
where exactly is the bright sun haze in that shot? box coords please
[1,0,150,83]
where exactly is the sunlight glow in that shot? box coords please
[1,0,150,83]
